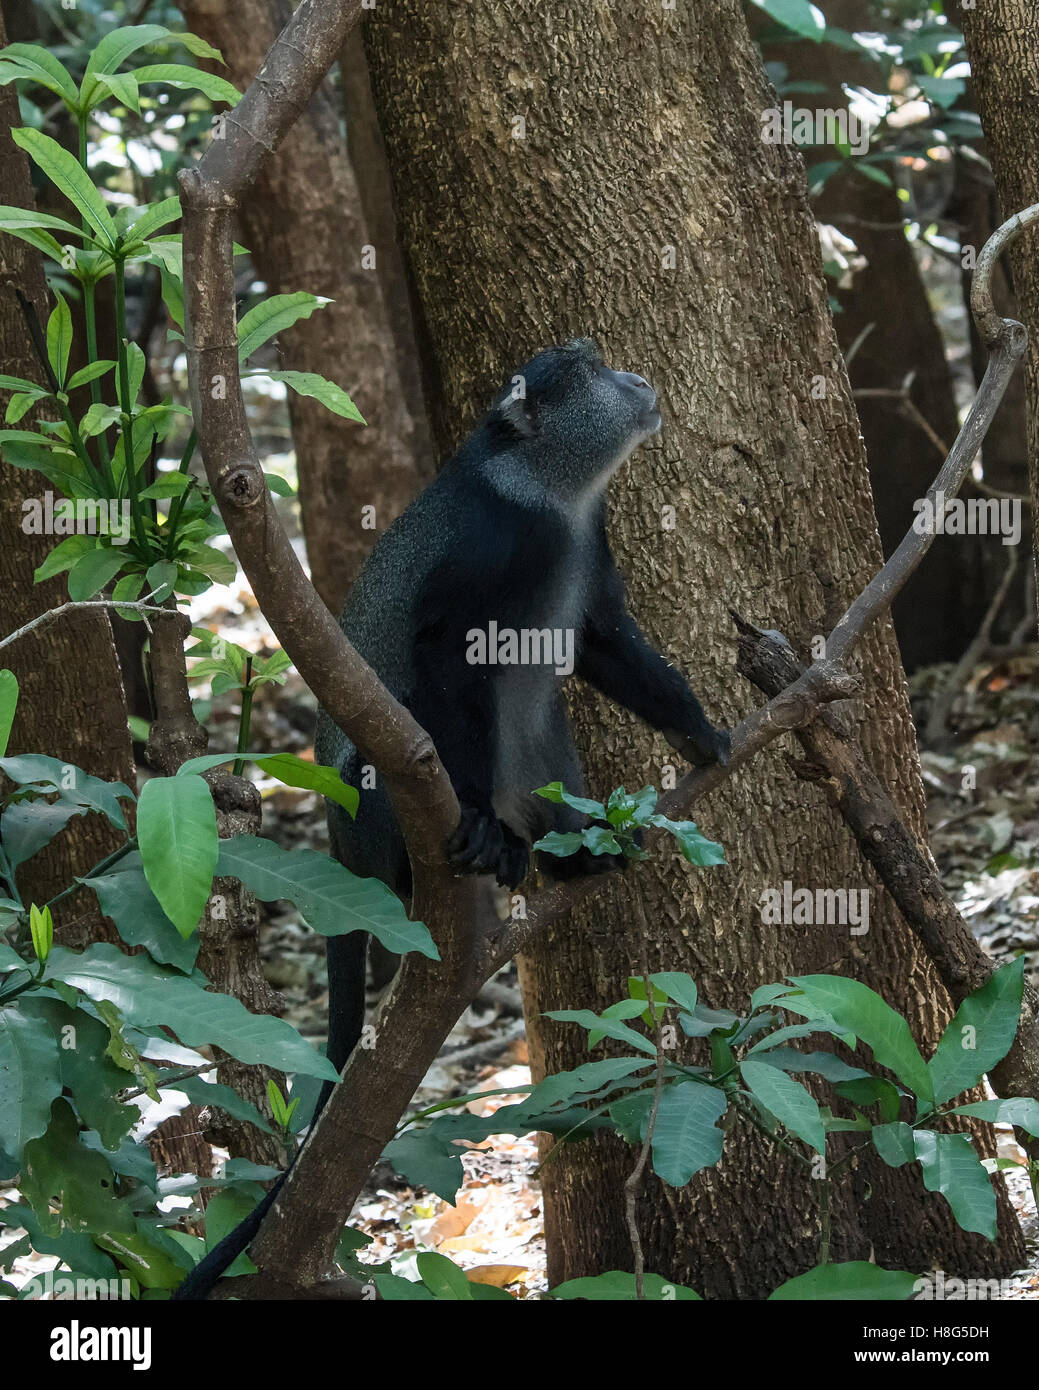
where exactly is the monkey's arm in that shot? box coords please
[577,527,729,765]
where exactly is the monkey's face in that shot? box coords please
[493,339,662,495]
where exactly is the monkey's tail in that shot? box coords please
[170,1172,285,1300]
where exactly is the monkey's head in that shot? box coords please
[488,338,661,495]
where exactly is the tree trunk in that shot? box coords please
[177,0,433,613]
[364,0,1023,1296]
[961,3,1039,626]
[0,7,134,946]
[767,0,989,669]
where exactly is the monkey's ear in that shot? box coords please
[495,391,538,439]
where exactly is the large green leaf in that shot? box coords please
[551,1271,702,1301]
[23,997,138,1150]
[0,1003,63,1159]
[750,0,825,39]
[131,64,240,105]
[769,1263,917,1300]
[45,293,72,387]
[0,754,133,830]
[254,370,365,424]
[0,669,17,757]
[789,974,933,1105]
[78,24,217,106]
[80,851,198,971]
[45,944,338,1079]
[236,291,328,363]
[871,1121,916,1168]
[65,544,129,601]
[158,1073,273,1135]
[137,775,218,937]
[178,751,357,815]
[543,1008,657,1057]
[0,203,83,240]
[741,1058,826,1152]
[928,959,1024,1106]
[946,1097,1039,1135]
[93,71,141,114]
[10,129,116,247]
[0,43,78,103]
[215,835,437,959]
[0,799,93,870]
[122,196,181,244]
[913,1130,996,1239]
[22,1098,135,1235]
[649,1081,727,1186]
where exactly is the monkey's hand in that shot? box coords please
[664,725,731,767]
[447,806,530,889]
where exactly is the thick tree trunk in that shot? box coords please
[962,3,1039,626]
[0,9,134,946]
[364,0,1023,1296]
[178,0,433,612]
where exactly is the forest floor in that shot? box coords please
[198,571,1039,1299]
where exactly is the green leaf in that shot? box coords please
[0,669,17,756]
[648,814,726,866]
[751,0,825,40]
[543,1008,657,1057]
[0,43,78,103]
[181,544,236,585]
[10,129,117,247]
[645,971,698,1014]
[160,1074,273,1135]
[66,359,116,391]
[871,1121,916,1168]
[533,781,606,818]
[1,800,92,870]
[264,472,294,497]
[945,1097,1039,1136]
[0,754,133,830]
[650,1081,727,1185]
[260,369,366,424]
[79,24,175,105]
[769,1263,917,1301]
[45,944,338,1079]
[80,852,198,972]
[94,1229,188,1289]
[913,1130,996,1239]
[24,997,137,1149]
[740,1059,826,1151]
[46,293,73,387]
[130,63,240,105]
[524,1057,653,1112]
[126,342,147,404]
[137,775,218,937]
[0,203,84,241]
[139,470,191,499]
[79,401,122,437]
[92,71,140,114]
[383,1127,464,1203]
[214,835,437,959]
[145,560,178,602]
[789,975,933,1104]
[0,1003,63,1159]
[416,1252,474,1301]
[182,751,357,815]
[928,959,1024,1106]
[550,1271,702,1300]
[532,830,586,858]
[66,544,128,600]
[0,371,47,395]
[32,535,98,583]
[123,196,181,244]
[236,291,329,363]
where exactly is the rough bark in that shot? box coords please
[962,2,1039,624]
[364,0,1023,1296]
[177,0,432,612]
[0,8,134,945]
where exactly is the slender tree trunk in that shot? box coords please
[0,8,134,947]
[365,0,1023,1296]
[962,3,1039,626]
[177,0,432,612]
[768,0,989,669]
